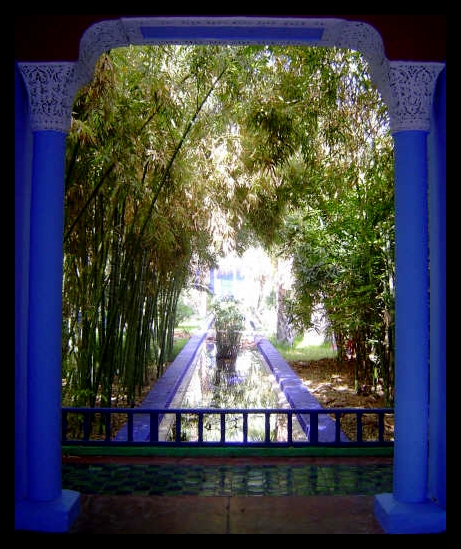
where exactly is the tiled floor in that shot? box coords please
[48,455,395,534]
[54,339,396,533]
[17,457,445,534]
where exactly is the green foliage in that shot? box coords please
[211,296,246,359]
[62,43,395,408]
[269,338,336,363]
[168,336,190,362]
[211,296,246,333]
[174,298,195,327]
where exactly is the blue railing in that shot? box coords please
[62,406,394,448]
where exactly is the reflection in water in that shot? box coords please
[164,340,307,442]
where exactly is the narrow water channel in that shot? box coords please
[160,338,308,442]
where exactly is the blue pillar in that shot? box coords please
[15,63,81,533]
[28,131,67,500]
[15,130,80,532]
[393,131,430,502]
[374,61,446,534]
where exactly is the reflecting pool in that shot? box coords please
[161,338,308,442]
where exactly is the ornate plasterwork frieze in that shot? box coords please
[320,19,392,111]
[387,62,445,134]
[18,63,79,133]
[77,19,130,87]
[18,19,130,133]
[18,17,446,135]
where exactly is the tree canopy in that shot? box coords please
[62,44,395,409]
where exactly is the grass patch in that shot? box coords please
[172,320,337,364]
[169,336,190,360]
[169,319,204,361]
[268,335,336,363]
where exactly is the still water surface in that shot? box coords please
[162,340,307,442]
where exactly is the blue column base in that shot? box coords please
[15,489,80,533]
[374,493,446,534]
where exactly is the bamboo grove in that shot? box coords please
[62,44,395,410]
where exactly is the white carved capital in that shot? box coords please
[18,20,130,134]
[387,62,445,133]
[18,63,78,133]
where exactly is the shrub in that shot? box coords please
[211,296,245,359]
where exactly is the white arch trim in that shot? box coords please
[18,16,444,135]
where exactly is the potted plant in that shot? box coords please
[211,296,245,360]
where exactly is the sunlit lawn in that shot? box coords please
[268,335,336,362]
[173,321,336,363]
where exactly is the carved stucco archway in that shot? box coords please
[18,17,443,134]
[15,16,446,534]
